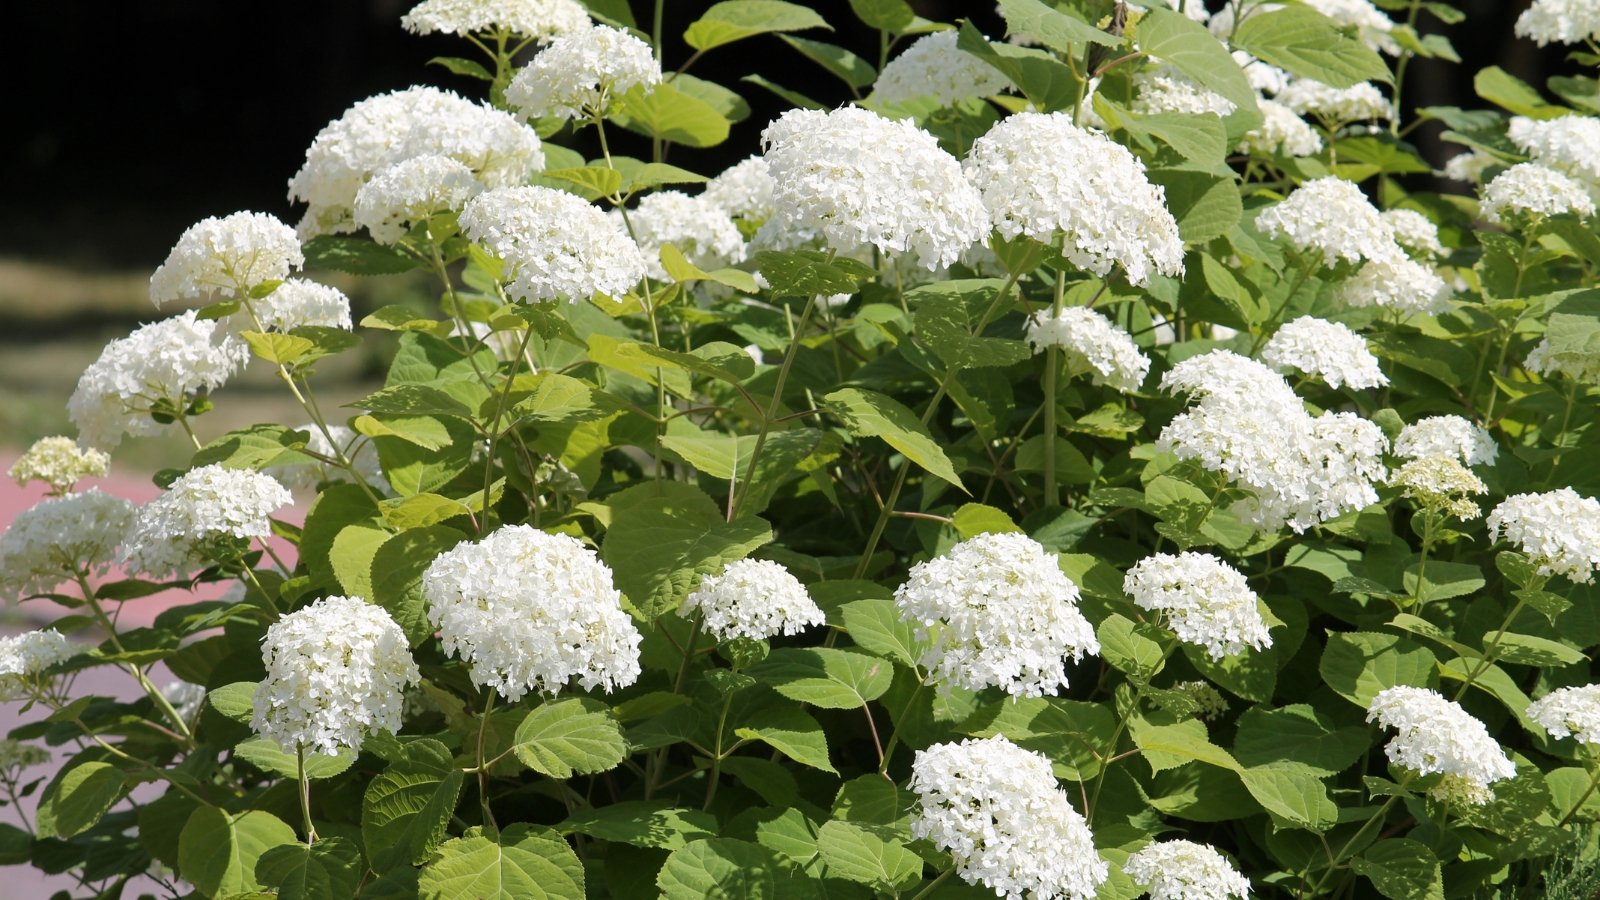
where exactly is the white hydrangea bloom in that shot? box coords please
[1262,316,1388,389]
[119,465,292,579]
[701,156,775,222]
[68,311,249,451]
[1124,840,1251,900]
[1488,488,1600,584]
[1304,0,1399,53]
[460,185,646,302]
[622,190,746,281]
[1393,415,1497,466]
[1161,349,1304,411]
[1381,209,1445,258]
[265,424,390,494]
[1233,51,1290,96]
[964,112,1184,285]
[1336,256,1452,314]
[1025,307,1151,392]
[1515,0,1600,46]
[0,489,135,601]
[251,596,420,755]
[1133,69,1237,117]
[1482,163,1596,223]
[894,532,1099,697]
[873,31,1010,106]
[505,24,661,120]
[1442,150,1499,183]
[7,436,109,494]
[1508,115,1600,189]
[1367,686,1515,804]
[760,107,988,271]
[1239,99,1323,157]
[681,559,824,642]
[1528,685,1600,745]
[1256,177,1403,267]
[1392,457,1487,519]
[910,736,1108,900]
[422,524,642,700]
[1277,79,1393,122]
[0,631,76,701]
[1124,552,1271,660]
[289,86,544,238]
[1527,336,1600,383]
[245,279,353,332]
[353,155,483,245]
[400,0,590,39]
[149,212,303,305]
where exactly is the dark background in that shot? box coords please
[0,0,1571,271]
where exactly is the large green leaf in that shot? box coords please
[848,0,913,31]
[909,280,1031,370]
[234,739,358,781]
[560,801,717,850]
[840,599,923,668]
[996,0,1119,50]
[1474,66,1568,119]
[734,704,837,773]
[749,648,893,709]
[42,761,126,839]
[420,825,584,900]
[1350,839,1444,900]
[1137,9,1257,113]
[753,250,877,297]
[815,820,922,891]
[191,424,309,471]
[371,526,467,646]
[255,836,363,900]
[363,738,465,870]
[658,838,818,899]
[303,235,423,275]
[956,20,1081,113]
[822,388,965,490]
[1232,705,1369,776]
[512,698,628,779]
[684,1,829,51]
[601,488,772,620]
[178,807,298,898]
[614,82,731,148]
[1232,6,1393,88]
[1149,168,1243,244]
[780,36,876,88]
[1319,632,1438,708]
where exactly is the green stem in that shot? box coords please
[877,680,927,775]
[1249,255,1314,354]
[1453,580,1544,701]
[1557,750,1600,827]
[297,744,318,844]
[479,324,540,534]
[74,573,194,743]
[477,691,498,831]
[1387,0,1424,137]
[703,692,735,811]
[1043,264,1066,508]
[731,295,817,519]
[909,868,955,900]
[1309,784,1410,895]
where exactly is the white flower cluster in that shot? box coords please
[1257,177,1401,267]
[1515,0,1600,46]
[1123,840,1251,900]
[1262,316,1388,389]
[873,31,1010,106]
[249,279,353,332]
[1527,336,1600,383]
[701,156,774,222]
[1335,256,1452,314]
[910,736,1107,900]
[1481,163,1596,224]
[0,489,134,601]
[1133,69,1236,117]
[421,525,642,700]
[251,595,420,755]
[0,631,76,701]
[400,0,589,40]
[265,424,389,494]
[893,532,1098,697]
[682,558,824,642]
[964,112,1184,286]
[289,86,544,238]
[353,155,483,245]
[1304,0,1399,53]
[1442,150,1498,184]
[1124,551,1272,660]
[1393,415,1497,466]
[505,24,661,121]
[1277,79,1393,123]
[1528,685,1600,745]
[460,186,646,302]
[68,311,249,450]
[149,212,303,305]
[1380,209,1445,258]
[120,465,292,579]
[1487,488,1600,584]
[1508,115,1600,190]
[623,190,746,281]
[1391,456,1487,519]
[1025,307,1151,392]
[1239,99,1323,158]
[760,107,988,270]
[7,436,109,494]
[1367,686,1515,804]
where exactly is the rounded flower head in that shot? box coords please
[910,736,1108,900]
[1124,552,1271,660]
[1133,68,1236,117]
[964,112,1184,286]
[1367,686,1515,804]
[1380,209,1445,258]
[1262,316,1387,389]
[247,279,353,332]
[505,24,661,121]
[288,86,544,238]
[1443,150,1499,184]
[68,311,249,451]
[1487,488,1600,584]
[1239,99,1323,157]
[1391,456,1487,520]
[1256,177,1402,267]
[119,465,292,579]
[0,631,76,701]
[1276,79,1393,123]
[1508,115,1600,189]
[1124,840,1250,900]
[1515,0,1600,46]
[264,424,390,494]
[460,185,646,302]
[1335,256,1452,315]
[682,559,824,642]
[1026,307,1151,392]
[759,107,989,270]
[1528,685,1600,745]
[893,532,1099,697]
[701,156,775,222]
[1482,162,1596,224]
[873,31,1010,106]
[0,489,134,601]
[1393,415,1496,466]
[1527,336,1600,384]
[401,0,590,40]
[8,436,109,494]
[353,155,483,245]
[149,212,302,305]
[623,190,746,281]
[421,524,642,700]
[251,596,420,755]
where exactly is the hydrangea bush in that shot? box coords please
[5,0,1600,896]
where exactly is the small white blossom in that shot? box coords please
[1257,177,1403,267]
[910,736,1107,900]
[1393,415,1497,466]
[149,212,302,305]
[1124,552,1272,660]
[1367,686,1515,804]
[264,424,390,494]
[1124,840,1251,900]
[1508,115,1600,189]
[1442,150,1499,183]
[246,279,353,332]
[1277,79,1393,123]
[0,631,76,701]
[1528,685,1600,745]
[1527,336,1600,383]
[1488,488,1600,584]
[251,596,420,755]
[622,190,746,281]
[505,24,661,120]
[1026,307,1151,392]
[353,155,483,245]
[1336,256,1452,314]
[1515,0,1600,46]
[400,0,590,40]
[1482,162,1596,223]
[1239,99,1323,157]
[7,436,109,494]
[873,31,1010,106]
[701,156,774,222]
[1133,69,1237,117]
[460,185,646,302]
[120,465,292,579]
[422,525,642,700]
[1262,316,1387,389]
[682,559,824,642]
[0,489,134,601]
[1381,209,1445,258]
[894,532,1099,698]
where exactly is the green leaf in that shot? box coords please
[235,738,358,780]
[1137,9,1258,113]
[191,424,309,471]
[1128,718,1241,774]
[660,244,762,292]
[997,0,1119,50]
[951,502,1022,538]
[560,801,717,850]
[371,526,466,646]
[749,648,894,709]
[822,388,965,491]
[541,165,624,200]
[742,75,826,110]
[241,330,316,367]
[956,21,1081,113]
[612,340,757,385]
[1232,705,1369,776]
[361,305,453,336]
[1319,632,1438,708]
[910,280,1031,369]
[621,160,711,193]
[420,825,585,900]
[601,490,773,620]
[735,704,837,773]
[1238,764,1339,832]
[614,81,731,148]
[429,55,493,80]
[1475,66,1568,118]
[1097,615,1166,678]
[1112,105,1228,164]
[255,836,363,900]
[848,0,914,31]
[44,761,125,839]
[658,838,815,899]
[179,807,299,898]
[840,599,923,667]
[509,371,617,424]
[1149,168,1243,243]
[1487,631,1586,667]
[1350,839,1444,900]
[684,1,830,51]
[1544,291,1600,365]
[302,235,423,275]
[208,681,256,723]
[754,250,877,296]
[780,36,876,88]
[815,820,922,891]
[363,738,465,870]
[330,522,388,602]
[512,699,628,779]
[1403,560,1484,603]
[1232,6,1393,88]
